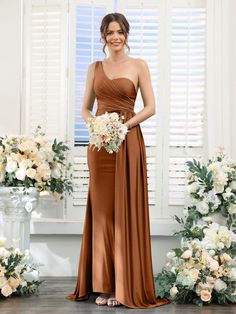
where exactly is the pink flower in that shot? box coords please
[181,250,192,259]
[208,259,219,271]
[1,284,13,297]
[200,290,211,302]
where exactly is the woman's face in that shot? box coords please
[103,21,127,52]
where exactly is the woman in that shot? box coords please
[67,12,169,309]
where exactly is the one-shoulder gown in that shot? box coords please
[67,61,169,308]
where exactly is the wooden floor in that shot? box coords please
[0,277,235,314]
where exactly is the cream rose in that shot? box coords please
[26,168,36,179]
[200,289,211,302]
[1,283,13,297]
[8,277,21,290]
[228,204,236,215]
[221,253,232,263]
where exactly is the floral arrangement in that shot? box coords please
[0,126,73,199]
[155,148,236,305]
[87,112,128,154]
[0,237,42,298]
[179,147,236,234]
[156,221,236,305]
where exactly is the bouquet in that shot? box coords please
[0,237,42,298]
[155,222,236,305]
[0,126,73,199]
[87,112,128,154]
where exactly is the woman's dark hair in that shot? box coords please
[100,13,130,55]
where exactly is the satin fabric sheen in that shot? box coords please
[67,61,170,308]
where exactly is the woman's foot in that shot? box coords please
[107,294,121,307]
[95,293,110,305]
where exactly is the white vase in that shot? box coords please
[0,187,39,251]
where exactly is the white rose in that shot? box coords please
[216,172,228,185]
[214,279,227,292]
[208,162,221,174]
[15,168,26,181]
[187,182,199,193]
[167,251,176,259]
[223,187,234,200]
[51,166,61,179]
[196,201,209,215]
[109,112,119,121]
[217,242,225,249]
[0,247,10,258]
[229,268,236,280]
[229,181,236,190]
[228,204,236,215]
[118,124,128,140]
[170,286,178,297]
[6,159,17,173]
[22,269,39,282]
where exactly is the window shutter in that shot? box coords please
[24,0,67,139]
[74,1,109,144]
[167,2,206,211]
[68,0,112,220]
[119,1,161,219]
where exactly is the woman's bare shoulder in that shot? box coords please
[128,57,148,71]
[86,61,99,79]
[134,57,149,69]
[88,61,98,71]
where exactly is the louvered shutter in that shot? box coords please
[67,0,112,220]
[24,0,67,140]
[119,1,161,218]
[168,4,206,209]
[74,1,110,144]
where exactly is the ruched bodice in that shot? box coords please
[67,60,170,309]
[94,61,137,117]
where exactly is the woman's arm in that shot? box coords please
[81,62,96,123]
[124,58,156,129]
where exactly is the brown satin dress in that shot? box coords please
[67,61,169,308]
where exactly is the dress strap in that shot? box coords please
[94,61,101,79]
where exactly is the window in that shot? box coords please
[24,0,207,233]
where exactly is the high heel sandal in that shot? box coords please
[107,295,121,307]
[95,293,109,305]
